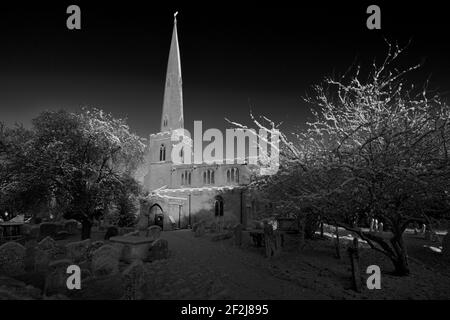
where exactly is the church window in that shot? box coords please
[163,115,168,127]
[226,168,239,184]
[203,169,215,185]
[181,170,191,186]
[160,144,166,161]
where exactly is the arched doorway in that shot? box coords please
[214,196,224,217]
[149,203,164,229]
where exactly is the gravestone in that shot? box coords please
[44,259,72,295]
[147,225,162,241]
[66,239,91,263]
[233,224,243,246]
[121,260,147,300]
[378,222,384,232]
[38,236,57,251]
[110,236,154,263]
[0,242,26,277]
[369,218,375,232]
[91,245,120,277]
[145,239,169,262]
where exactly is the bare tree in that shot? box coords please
[242,43,450,275]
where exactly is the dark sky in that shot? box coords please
[1,1,450,138]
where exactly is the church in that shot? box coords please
[140,14,270,230]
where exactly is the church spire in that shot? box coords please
[161,11,184,132]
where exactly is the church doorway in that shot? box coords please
[214,196,224,217]
[149,203,164,229]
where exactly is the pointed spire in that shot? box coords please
[161,12,183,132]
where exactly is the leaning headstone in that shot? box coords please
[104,226,119,240]
[442,232,450,259]
[146,225,162,241]
[91,245,120,277]
[66,239,91,263]
[44,259,72,295]
[145,239,169,262]
[233,224,243,246]
[121,260,147,300]
[0,242,26,277]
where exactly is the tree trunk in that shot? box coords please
[81,219,92,240]
[390,235,410,276]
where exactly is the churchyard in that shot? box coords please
[0,216,449,300]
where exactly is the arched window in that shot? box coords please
[163,115,168,128]
[181,170,192,186]
[160,144,166,161]
[226,168,239,184]
[203,169,215,185]
[214,196,224,217]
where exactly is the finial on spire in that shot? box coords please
[174,11,178,23]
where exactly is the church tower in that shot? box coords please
[160,12,184,132]
[143,13,184,191]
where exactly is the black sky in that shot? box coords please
[1,1,450,138]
